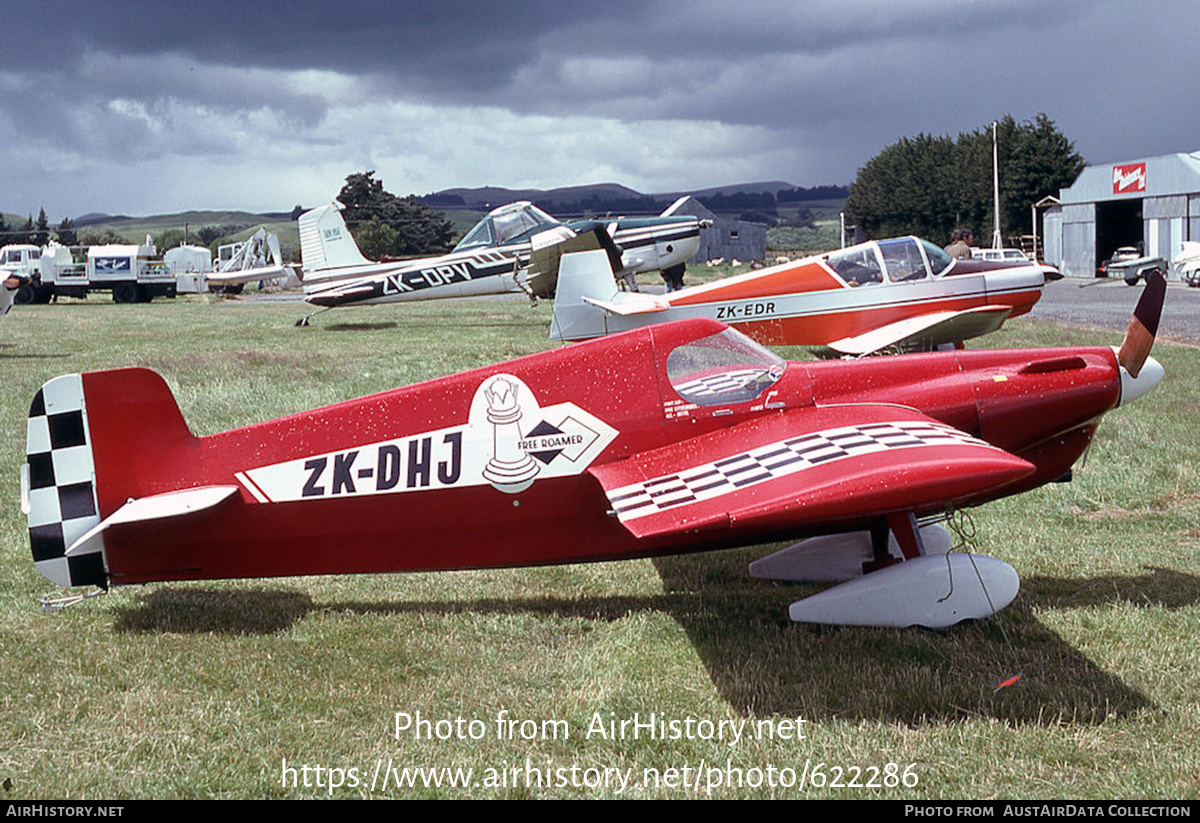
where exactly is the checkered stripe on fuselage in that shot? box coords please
[606,419,987,521]
[25,374,106,588]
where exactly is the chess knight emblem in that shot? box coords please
[471,373,617,494]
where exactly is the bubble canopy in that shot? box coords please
[666,328,785,406]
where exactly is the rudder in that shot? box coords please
[548,249,622,342]
[298,201,370,274]
[22,369,196,588]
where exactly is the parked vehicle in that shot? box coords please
[1098,246,1140,278]
[1105,254,1167,286]
[3,238,177,303]
[970,247,1030,263]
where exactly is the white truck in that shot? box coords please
[1,238,178,303]
[0,244,42,286]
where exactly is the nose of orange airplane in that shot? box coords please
[982,262,1048,318]
[1039,263,1064,281]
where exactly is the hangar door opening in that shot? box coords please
[1096,199,1143,269]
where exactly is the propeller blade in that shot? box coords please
[1116,267,1166,378]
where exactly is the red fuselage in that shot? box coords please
[84,319,1119,586]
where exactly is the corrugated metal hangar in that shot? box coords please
[664,196,768,264]
[1043,151,1200,277]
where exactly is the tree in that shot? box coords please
[33,208,50,246]
[55,217,78,246]
[197,225,228,246]
[337,171,454,256]
[155,228,186,251]
[844,133,957,240]
[999,113,1086,236]
[352,217,401,260]
[78,228,126,246]
[845,114,1085,245]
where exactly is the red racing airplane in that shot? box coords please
[551,236,1060,355]
[21,265,1164,628]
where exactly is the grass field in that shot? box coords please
[1,292,1197,799]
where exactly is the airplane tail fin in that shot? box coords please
[661,196,689,217]
[22,369,197,589]
[298,201,371,274]
[548,249,624,342]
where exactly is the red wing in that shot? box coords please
[589,404,1034,540]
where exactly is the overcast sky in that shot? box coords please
[4,0,1197,220]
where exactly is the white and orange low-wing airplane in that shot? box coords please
[551,236,1060,355]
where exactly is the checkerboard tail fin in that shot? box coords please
[22,369,196,589]
[23,374,107,588]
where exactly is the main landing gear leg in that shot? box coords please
[863,511,925,573]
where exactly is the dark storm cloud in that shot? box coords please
[8,1,1194,138]
[3,0,1198,215]
[1,1,641,94]
[0,1,1069,117]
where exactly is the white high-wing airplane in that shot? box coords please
[295,200,703,324]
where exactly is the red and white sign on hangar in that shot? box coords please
[1113,162,1147,194]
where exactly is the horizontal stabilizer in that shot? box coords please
[305,282,379,306]
[67,486,241,558]
[787,553,1019,628]
[824,305,1013,356]
[581,293,668,315]
[206,265,288,287]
